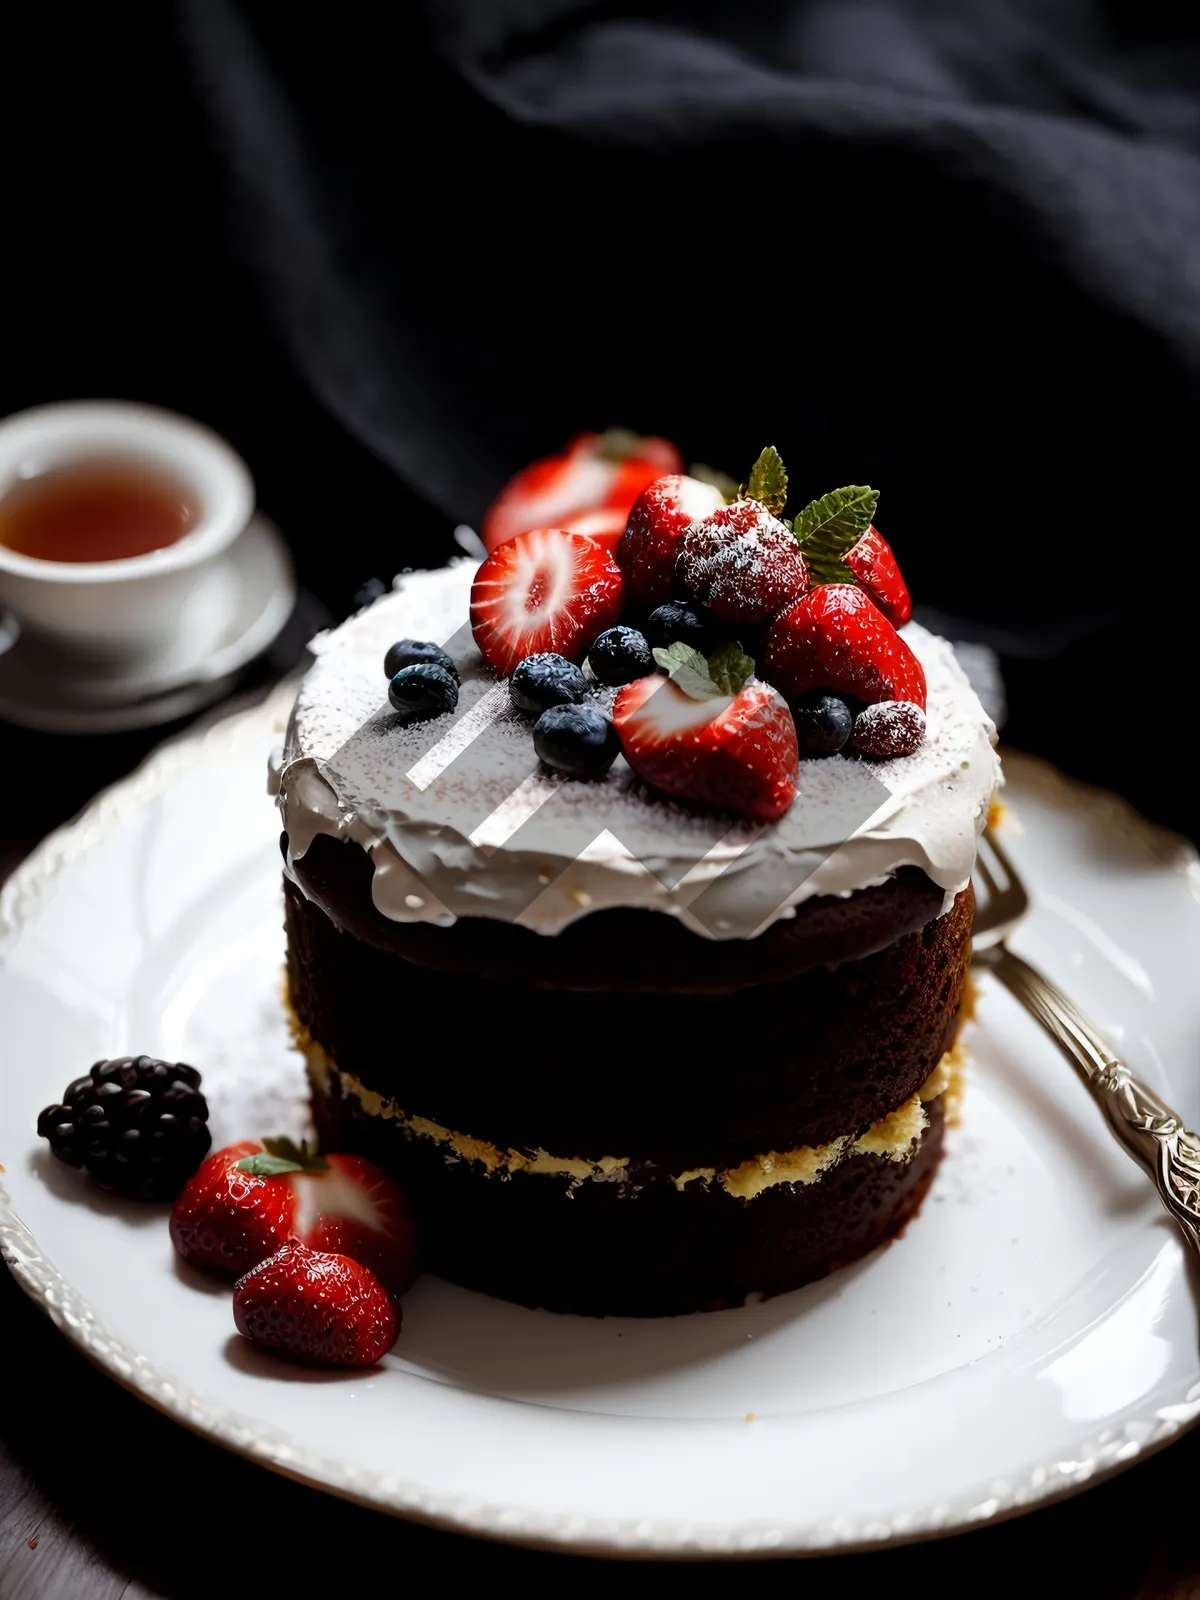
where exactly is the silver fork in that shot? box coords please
[973,826,1200,1256]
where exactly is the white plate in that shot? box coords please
[2,693,1200,1558]
[0,515,295,733]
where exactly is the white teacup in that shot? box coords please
[0,401,254,680]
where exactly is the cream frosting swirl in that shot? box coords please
[276,562,999,938]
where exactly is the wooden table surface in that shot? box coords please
[3,689,1200,1599]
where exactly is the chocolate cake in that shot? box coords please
[274,539,999,1316]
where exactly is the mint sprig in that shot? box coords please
[742,446,788,515]
[653,640,755,700]
[236,1136,329,1178]
[792,485,878,584]
[707,640,756,695]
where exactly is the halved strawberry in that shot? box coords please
[763,584,926,709]
[170,1137,419,1298]
[613,643,798,821]
[553,504,629,552]
[618,474,726,611]
[470,527,624,675]
[843,525,911,626]
[481,431,683,554]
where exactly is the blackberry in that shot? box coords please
[37,1056,211,1200]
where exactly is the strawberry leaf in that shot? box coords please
[237,1136,329,1178]
[707,641,756,696]
[653,642,720,700]
[744,446,788,515]
[792,485,879,584]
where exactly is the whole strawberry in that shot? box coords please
[613,641,799,821]
[677,499,808,624]
[233,1242,398,1369]
[170,1137,419,1297]
[618,473,726,611]
[763,584,927,710]
[482,430,681,554]
[790,484,911,625]
[843,525,911,626]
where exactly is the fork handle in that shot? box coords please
[977,943,1200,1256]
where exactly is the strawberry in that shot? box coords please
[170,1138,419,1298]
[762,584,927,710]
[169,1140,294,1277]
[552,505,629,552]
[613,642,798,821]
[677,499,808,624]
[470,527,623,676]
[233,1242,398,1369]
[843,525,912,627]
[618,473,726,611]
[790,485,911,624]
[481,430,682,554]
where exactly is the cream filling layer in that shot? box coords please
[296,1012,963,1202]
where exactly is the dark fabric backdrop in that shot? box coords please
[5,1,1199,831]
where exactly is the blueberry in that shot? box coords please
[644,600,713,651]
[384,638,459,682]
[510,652,588,715]
[792,690,854,756]
[533,704,621,778]
[388,663,459,722]
[588,626,654,687]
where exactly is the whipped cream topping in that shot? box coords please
[277,562,999,938]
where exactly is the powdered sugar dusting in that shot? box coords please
[280,564,1000,937]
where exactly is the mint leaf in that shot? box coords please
[792,485,878,584]
[688,463,739,504]
[707,640,755,695]
[744,446,788,515]
[237,1135,329,1178]
[653,642,720,699]
[654,641,753,699]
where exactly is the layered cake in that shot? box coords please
[276,447,999,1315]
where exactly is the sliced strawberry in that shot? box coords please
[677,499,808,623]
[843,525,911,626]
[763,584,926,709]
[618,474,726,611]
[470,527,623,675]
[613,651,798,821]
[233,1242,398,1369]
[552,504,629,552]
[170,1138,419,1298]
[481,431,683,554]
[303,1152,419,1299]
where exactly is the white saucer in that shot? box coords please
[0,515,295,733]
[2,696,1200,1557]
